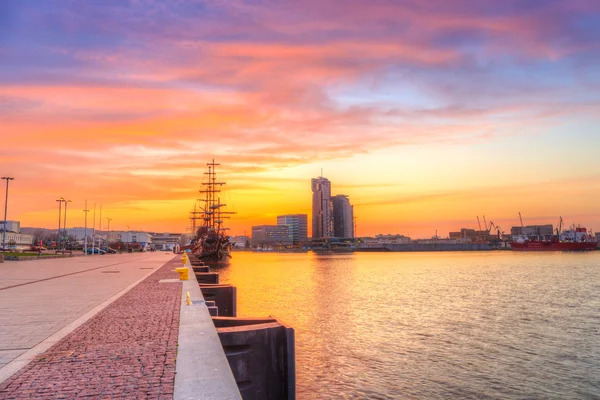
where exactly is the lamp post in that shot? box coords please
[106,217,112,245]
[56,197,65,251]
[1,177,15,251]
[63,199,72,250]
[83,201,90,255]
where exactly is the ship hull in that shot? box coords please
[509,241,597,251]
[196,251,231,266]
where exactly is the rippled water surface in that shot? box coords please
[216,251,600,399]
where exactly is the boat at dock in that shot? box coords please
[510,225,597,252]
[182,160,235,265]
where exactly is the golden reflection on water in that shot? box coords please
[216,251,600,399]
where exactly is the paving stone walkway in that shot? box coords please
[0,257,182,399]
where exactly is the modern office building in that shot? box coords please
[311,176,333,239]
[277,214,308,244]
[332,195,354,238]
[251,225,291,246]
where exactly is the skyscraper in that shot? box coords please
[332,194,354,238]
[311,176,333,239]
[277,214,308,245]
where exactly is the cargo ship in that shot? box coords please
[510,226,597,251]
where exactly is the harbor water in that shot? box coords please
[217,251,600,399]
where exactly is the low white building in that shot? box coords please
[119,231,152,246]
[1,231,34,247]
[64,227,95,241]
[0,220,20,233]
[151,233,183,251]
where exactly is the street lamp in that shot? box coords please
[2,177,15,251]
[83,201,90,255]
[106,217,112,244]
[63,200,72,250]
[56,197,65,251]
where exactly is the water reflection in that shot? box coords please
[218,251,600,399]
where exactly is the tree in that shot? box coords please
[32,229,45,245]
[245,239,250,249]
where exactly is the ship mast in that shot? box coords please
[198,159,234,232]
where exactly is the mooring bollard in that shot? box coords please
[174,267,189,281]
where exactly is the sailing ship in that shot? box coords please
[183,160,235,265]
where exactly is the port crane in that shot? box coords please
[488,221,503,239]
[555,216,564,235]
[519,212,524,227]
[477,216,482,230]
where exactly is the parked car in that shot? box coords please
[100,247,117,254]
[85,248,106,254]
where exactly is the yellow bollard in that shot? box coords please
[181,253,187,264]
[186,292,191,306]
[174,267,189,281]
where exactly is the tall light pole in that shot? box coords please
[1,177,15,251]
[92,203,96,256]
[63,199,72,250]
[56,197,65,251]
[83,201,90,255]
[106,217,112,244]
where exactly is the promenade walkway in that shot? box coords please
[0,253,174,382]
[0,252,242,400]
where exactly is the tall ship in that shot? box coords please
[183,160,235,265]
[510,218,597,251]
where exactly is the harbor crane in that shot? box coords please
[555,216,564,235]
[519,212,524,227]
[488,221,503,239]
[477,216,482,230]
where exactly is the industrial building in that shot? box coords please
[277,214,308,245]
[511,225,554,237]
[449,228,496,242]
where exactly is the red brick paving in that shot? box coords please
[0,258,182,399]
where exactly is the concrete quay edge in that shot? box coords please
[174,257,242,400]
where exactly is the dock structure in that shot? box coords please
[0,253,241,399]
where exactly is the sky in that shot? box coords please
[1,0,599,238]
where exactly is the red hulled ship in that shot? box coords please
[510,225,597,252]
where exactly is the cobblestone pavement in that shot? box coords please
[0,257,182,399]
[0,253,173,369]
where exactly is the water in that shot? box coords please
[217,251,600,399]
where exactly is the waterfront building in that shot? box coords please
[119,231,153,249]
[151,232,183,251]
[277,214,308,245]
[311,176,333,239]
[251,225,291,247]
[64,227,95,241]
[510,225,554,237]
[332,195,354,238]
[231,235,250,248]
[0,220,20,233]
[449,228,495,242]
[0,220,34,247]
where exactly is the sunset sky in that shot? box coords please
[1,0,599,238]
